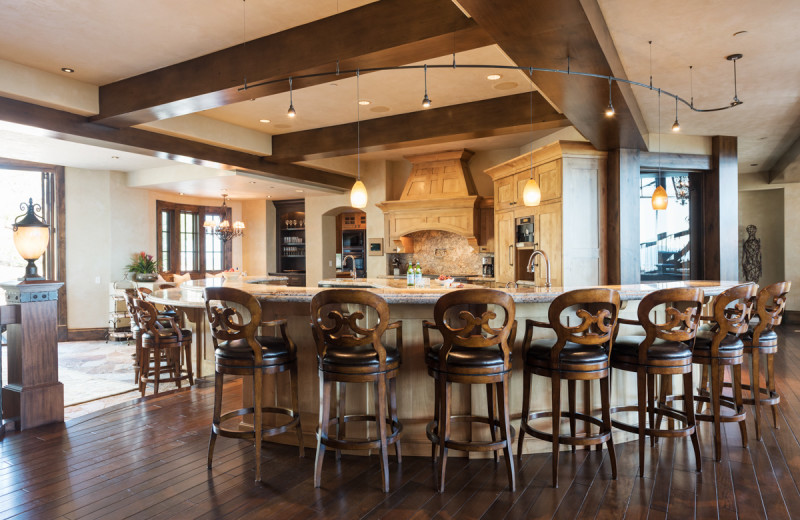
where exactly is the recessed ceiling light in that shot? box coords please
[61,67,75,73]
[249,181,256,184]
[358,100,371,105]
[179,192,185,196]
[259,119,271,123]
[487,74,502,80]
[267,195,271,198]
[111,155,120,159]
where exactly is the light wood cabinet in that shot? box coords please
[484,141,607,287]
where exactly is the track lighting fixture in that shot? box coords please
[672,96,681,132]
[523,77,541,207]
[421,64,432,108]
[350,70,367,209]
[605,77,615,117]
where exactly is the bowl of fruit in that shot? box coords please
[436,275,454,287]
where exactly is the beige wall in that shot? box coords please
[241,199,268,275]
[738,189,784,288]
[784,184,800,310]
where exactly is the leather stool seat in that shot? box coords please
[323,344,400,368]
[527,339,608,366]
[612,336,692,361]
[216,336,294,364]
[141,328,192,341]
[744,329,778,346]
[426,343,504,371]
[693,331,743,352]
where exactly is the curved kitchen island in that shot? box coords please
[149,278,737,456]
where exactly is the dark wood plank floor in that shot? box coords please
[3,326,800,519]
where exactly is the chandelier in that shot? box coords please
[203,194,245,242]
[672,176,690,205]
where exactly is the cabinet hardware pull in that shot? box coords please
[509,245,513,266]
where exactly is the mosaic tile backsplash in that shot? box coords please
[387,230,487,276]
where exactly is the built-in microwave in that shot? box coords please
[515,216,535,248]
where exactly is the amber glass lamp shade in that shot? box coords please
[522,178,541,206]
[12,198,50,280]
[350,179,368,209]
[651,185,668,210]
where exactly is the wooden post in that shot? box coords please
[1,280,64,430]
[606,149,641,285]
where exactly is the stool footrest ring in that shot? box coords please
[426,415,516,452]
[212,406,301,439]
[520,410,610,446]
[318,415,402,450]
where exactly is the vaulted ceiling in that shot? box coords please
[0,0,797,196]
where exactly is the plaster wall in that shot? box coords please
[737,188,784,287]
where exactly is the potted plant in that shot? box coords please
[126,251,158,282]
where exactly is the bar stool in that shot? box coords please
[203,287,303,483]
[610,288,704,475]
[735,281,790,440]
[310,289,403,492]
[518,288,619,488]
[134,298,194,396]
[694,283,757,461]
[424,288,517,493]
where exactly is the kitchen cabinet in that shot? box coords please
[494,211,515,285]
[275,199,306,286]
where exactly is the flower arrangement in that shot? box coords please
[126,251,157,274]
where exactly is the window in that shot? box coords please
[639,171,700,281]
[156,200,231,275]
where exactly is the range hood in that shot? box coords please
[377,150,482,252]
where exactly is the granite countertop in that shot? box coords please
[148,277,739,308]
[379,274,496,282]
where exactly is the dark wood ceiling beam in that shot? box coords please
[94,0,491,127]
[271,92,567,162]
[0,96,351,191]
[456,0,647,151]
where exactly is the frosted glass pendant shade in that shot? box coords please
[651,185,668,210]
[522,178,541,206]
[350,180,368,208]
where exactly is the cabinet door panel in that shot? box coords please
[537,159,562,202]
[494,176,517,212]
[535,205,562,287]
[495,212,515,284]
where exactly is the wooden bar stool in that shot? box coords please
[133,298,194,396]
[735,281,790,440]
[310,289,403,492]
[518,288,619,488]
[694,283,757,461]
[423,289,517,493]
[610,287,704,475]
[203,287,303,483]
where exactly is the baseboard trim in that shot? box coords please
[67,328,108,341]
[784,310,800,326]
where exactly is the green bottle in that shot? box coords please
[415,262,422,286]
[407,263,414,286]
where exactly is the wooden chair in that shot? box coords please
[518,288,619,488]
[610,287,704,475]
[694,283,757,461]
[310,289,403,492]
[133,298,194,397]
[735,281,790,440]
[423,288,517,493]
[203,286,303,483]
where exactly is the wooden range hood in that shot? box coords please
[377,150,482,252]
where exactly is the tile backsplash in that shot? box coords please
[387,230,488,276]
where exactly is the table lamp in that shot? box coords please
[12,198,50,281]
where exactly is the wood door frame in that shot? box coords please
[155,200,232,276]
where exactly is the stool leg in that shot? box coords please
[496,378,516,492]
[153,346,161,395]
[432,374,440,463]
[335,382,346,461]
[289,362,304,457]
[486,383,498,463]
[185,341,194,386]
[600,376,617,480]
[732,363,748,448]
[314,374,332,488]
[376,375,390,493]
[697,364,709,414]
[437,377,451,493]
[567,380,576,454]
[711,360,723,461]
[682,371,702,472]
[253,370,263,482]
[139,349,148,397]
[767,353,779,428]
[647,373,656,447]
[637,368,646,476]
[517,368,531,464]
[585,381,597,452]
[208,369,223,469]
[551,374,561,488]
[389,377,402,464]
[750,349,762,440]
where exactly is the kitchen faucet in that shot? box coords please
[526,249,551,287]
[343,255,357,279]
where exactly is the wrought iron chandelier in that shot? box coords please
[203,194,245,242]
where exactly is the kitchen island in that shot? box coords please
[149,278,737,456]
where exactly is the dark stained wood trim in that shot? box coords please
[639,152,712,171]
[455,0,647,151]
[702,136,738,280]
[0,95,352,191]
[272,93,568,162]
[67,328,108,341]
[55,166,67,341]
[94,0,490,126]
[606,149,640,285]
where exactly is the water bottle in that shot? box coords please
[415,262,423,287]
[407,263,414,287]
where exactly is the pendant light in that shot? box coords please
[421,64,432,108]
[652,89,668,210]
[671,96,680,132]
[287,77,296,117]
[522,72,541,206]
[350,70,367,209]
[604,77,615,117]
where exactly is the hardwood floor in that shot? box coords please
[2,327,800,519]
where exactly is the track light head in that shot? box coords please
[605,102,615,117]
[287,104,296,117]
[422,94,431,108]
[672,119,681,132]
